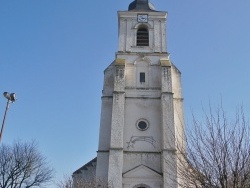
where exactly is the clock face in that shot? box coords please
[137,14,148,23]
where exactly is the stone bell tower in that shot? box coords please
[95,0,185,187]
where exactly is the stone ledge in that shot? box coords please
[160,59,171,67]
[115,58,126,65]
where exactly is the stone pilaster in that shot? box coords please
[160,59,177,188]
[108,149,123,188]
[160,59,175,149]
[108,59,125,188]
[162,150,177,188]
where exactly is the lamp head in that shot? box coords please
[10,93,16,102]
[3,92,16,102]
[3,92,11,100]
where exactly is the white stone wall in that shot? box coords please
[123,153,162,174]
[102,64,115,96]
[98,97,112,151]
[96,153,109,181]
[123,98,162,152]
[123,164,163,188]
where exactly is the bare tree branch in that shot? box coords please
[173,105,250,188]
[57,175,113,188]
[0,141,54,188]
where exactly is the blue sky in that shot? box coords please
[0,0,250,187]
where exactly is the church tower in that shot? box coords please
[73,0,185,187]
[95,0,185,187]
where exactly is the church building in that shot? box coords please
[73,0,185,187]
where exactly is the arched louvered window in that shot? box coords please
[137,27,149,46]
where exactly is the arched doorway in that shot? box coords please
[133,184,150,188]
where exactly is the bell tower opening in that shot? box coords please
[137,26,149,46]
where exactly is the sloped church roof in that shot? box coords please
[73,157,97,175]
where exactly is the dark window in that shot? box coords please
[138,121,147,130]
[140,72,145,83]
[137,27,149,46]
[137,120,148,131]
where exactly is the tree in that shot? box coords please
[57,175,113,188]
[175,105,250,188]
[0,141,54,188]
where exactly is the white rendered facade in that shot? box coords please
[75,1,185,188]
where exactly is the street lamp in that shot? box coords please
[0,92,16,143]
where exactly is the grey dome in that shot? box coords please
[128,0,156,11]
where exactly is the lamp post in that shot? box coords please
[0,92,16,143]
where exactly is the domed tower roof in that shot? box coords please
[128,0,156,11]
